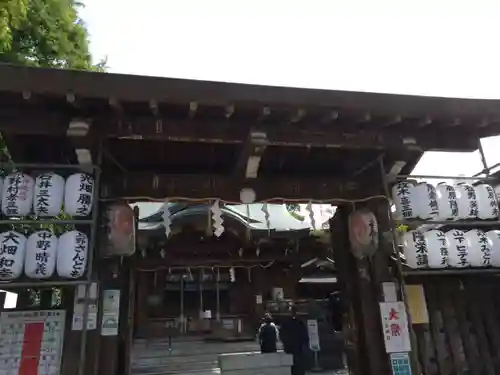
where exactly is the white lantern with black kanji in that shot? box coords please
[445,229,470,268]
[435,183,459,220]
[64,173,94,216]
[402,230,428,269]
[423,230,449,268]
[465,229,492,268]
[485,230,500,267]
[413,182,439,219]
[1,172,34,217]
[474,184,499,220]
[24,230,58,279]
[33,172,65,217]
[56,230,88,278]
[391,181,417,220]
[0,231,27,280]
[455,183,478,219]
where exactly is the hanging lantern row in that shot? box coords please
[0,230,88,281]
[0,172,95,218]
[403,228,500,269]
[392,181,499,221]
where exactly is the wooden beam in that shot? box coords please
[4,64,500,118]
[0,110,481,151]
[100,172,375,201]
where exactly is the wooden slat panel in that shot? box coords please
[464,280,495,375]
[451,280,482,375]
[425,282,454,375]
[439,280,467,374]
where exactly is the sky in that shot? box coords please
[79,0,500,196]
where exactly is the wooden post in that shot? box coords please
[329,205,390,375]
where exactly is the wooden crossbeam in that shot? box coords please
[100,172,378,202]
[0,111,481,152]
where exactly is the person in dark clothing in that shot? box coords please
[258,313,279,353]
[280,307,309,375]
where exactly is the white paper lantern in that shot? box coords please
[1,172,34,217]
[435,183,459,220]
[402,230,428,269]
[474,184,499,220]
[0,231,27,280]
[424,230,449,268]
[348,209,379,259]
[465,229,492,268]
[25,230,58,279]
[392,181,417,220]
[485,230,500,267]
[413,182,439,219]
[64,173,94,216]
[33,172,65,217]
[57,230,88,279]
[446,229,469,268]
[455,183,478,219]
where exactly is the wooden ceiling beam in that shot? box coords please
[100,172,377,202]
[0,112,482,151]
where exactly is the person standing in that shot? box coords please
[280,307,309,375]
[258,313,279,353]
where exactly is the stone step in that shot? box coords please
[132,368,220,375]
[133,342,259,359]
[132,360,219,374]
[132,352,220,367]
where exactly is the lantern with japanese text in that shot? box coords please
[474,184,499,220]
[391,181,417,220]
[402,230,428,269]
[1,172,34,217]
[24,230,58,279]
[413,182,439,219]
[424,230,449,268]
[465,229,492,268]
[100,201,136,257]
[435,183,459,220]
[0,231,27,280]
[445,229,470,268]
[64,173,94,216]
[33,172,65,217]
[348,209,379,259]
[56,230,88,278]
[485,230,500,267]
[455,182,478,219]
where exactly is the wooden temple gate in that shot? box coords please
[1,64,500,375]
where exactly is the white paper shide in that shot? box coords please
[1,172,34,216]
[64,173,94,216]
[0,231,27,280]
[34,172,65,217]
[25,230,58,279]
[57,230,88,278]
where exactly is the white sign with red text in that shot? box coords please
[379,301,411,353]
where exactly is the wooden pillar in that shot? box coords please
[329,204,390,375]
[135,270,148,337]
[97,259,129,375]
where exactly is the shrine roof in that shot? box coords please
[1,64,498,201]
